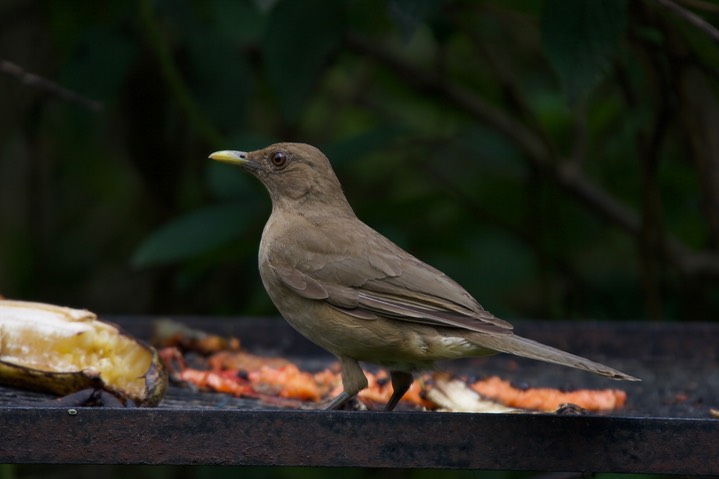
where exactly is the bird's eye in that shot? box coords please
[270,151,287,168]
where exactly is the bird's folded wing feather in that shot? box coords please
[270,223,512,334]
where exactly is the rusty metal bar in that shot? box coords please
[0,408,717,473]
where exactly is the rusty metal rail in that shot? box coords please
[1,408,717,473]
[0,317,717,474]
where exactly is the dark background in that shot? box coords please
[2,0,719,321]
[1,0,718,477]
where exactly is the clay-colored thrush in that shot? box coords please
[210,143,638,411]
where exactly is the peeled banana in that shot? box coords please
[0,300,166,406]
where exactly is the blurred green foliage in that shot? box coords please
[1,0,719,324]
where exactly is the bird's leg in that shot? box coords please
[323,357,368,410]
[384,371,414,411]
[323,391,351,410]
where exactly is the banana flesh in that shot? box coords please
[0,300,166,406]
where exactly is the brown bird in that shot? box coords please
[209,143,639,411]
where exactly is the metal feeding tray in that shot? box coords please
[0,316,717,474]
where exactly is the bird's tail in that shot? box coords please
[471,333,639,381]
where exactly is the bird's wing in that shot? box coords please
[269,220,513,334]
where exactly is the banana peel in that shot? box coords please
[0,300,167,406]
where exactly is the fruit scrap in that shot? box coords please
[352,370,434,409]
[152,319,240,355]
[154,321,630,413]
[470,376,626,412]
[160,346,337,402]
[176,368,257,397]
[425,374,517,413]
[207,350,290,371]
[0,300,167,406]
[248,364,337,401]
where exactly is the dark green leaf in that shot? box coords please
[211,0,266,45]
[60,27,136,101]
[205,162,255,200]
[186,32,252,131]
[262,0,344,124]
[388,0,444,42]
[541,0,628,106]
[322,125,407,165]
[132,203,252,267]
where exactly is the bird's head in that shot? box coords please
[210,143,353,215]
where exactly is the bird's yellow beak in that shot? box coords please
[209,150,249,166]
